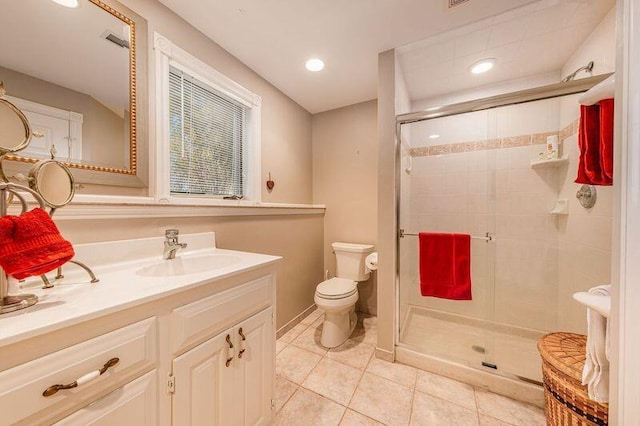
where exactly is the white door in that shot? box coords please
[172,330,235,426]
[233,308,274,426]
[54,370,157,426]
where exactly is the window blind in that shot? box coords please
[169,67,247,197]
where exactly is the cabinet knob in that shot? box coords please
[225,334,234,367]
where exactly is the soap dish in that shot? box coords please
[550,199,568,215]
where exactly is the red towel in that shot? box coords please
[599,98,614,183]
[576,104,603,184]
[0,208,74,279]
[576,100,614,186]
[419,232,471,300]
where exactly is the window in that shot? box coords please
[155,33,261,205]
[169,67,247,197]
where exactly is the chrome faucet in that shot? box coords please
[164,229,187,260]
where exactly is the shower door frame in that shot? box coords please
[393,73,612,360]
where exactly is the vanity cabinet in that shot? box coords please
[54,370,158,425]
[172,308,273,426]
[0,262,278,426]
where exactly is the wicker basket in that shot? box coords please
[538,332,608,425]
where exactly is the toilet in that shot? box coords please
[315,242,375,348]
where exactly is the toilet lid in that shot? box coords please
[316,277,357,299]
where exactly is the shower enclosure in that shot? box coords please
[395,77,614,385]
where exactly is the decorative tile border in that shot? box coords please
[411,119,579,157]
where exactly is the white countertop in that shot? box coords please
[0,233,281,347]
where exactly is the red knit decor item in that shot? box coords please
[0,208,74,279]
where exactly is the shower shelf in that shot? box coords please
[530,155,569,169]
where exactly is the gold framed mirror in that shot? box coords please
[29,159,76,211]
[0,0,143,180]
[0,93,33,154]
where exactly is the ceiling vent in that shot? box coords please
[448,0,470,8]
[101,30,130,49]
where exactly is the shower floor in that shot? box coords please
[399,306,545,383]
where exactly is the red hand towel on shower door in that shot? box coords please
[599,98,614,184]
[576,104,603,185]
[419,232,471,300]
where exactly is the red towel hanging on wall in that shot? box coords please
[419,232,471,300]
[599,98,614,182]
[576,99,614,186]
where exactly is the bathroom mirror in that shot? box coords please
[0,0,147,187]
[29,159,76,210]
[0,92,32,154]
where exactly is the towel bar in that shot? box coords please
[399,229,494,242]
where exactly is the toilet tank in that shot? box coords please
[333,242,375,282]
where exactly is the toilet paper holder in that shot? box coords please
[365,252,378,271]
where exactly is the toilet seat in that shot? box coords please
[315,277,357,300]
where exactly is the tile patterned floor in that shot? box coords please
[274,310,545,426]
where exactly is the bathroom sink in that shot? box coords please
[135,254,241,277]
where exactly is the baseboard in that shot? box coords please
[375,347,394,362]
[395,346,544,408]
[276,304,317,338]
[357,305,377,316]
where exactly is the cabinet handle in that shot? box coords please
[238,328,246,358]
[42,357,119,397]
[225,334,234,367]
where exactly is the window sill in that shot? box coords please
[48,194,325,220]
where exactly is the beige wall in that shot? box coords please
[43,0,321,328]
[376,50,398,357]
[0,66,126,169]
[58,214,324,329]
[119,0,313,204]
[312,100,378,314]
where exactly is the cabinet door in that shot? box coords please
[54,370,157,426]
[234,308,274,426]
[172,330,235,426]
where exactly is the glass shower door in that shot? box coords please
[397,109,498,374]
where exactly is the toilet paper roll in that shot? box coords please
[365,252,378,271]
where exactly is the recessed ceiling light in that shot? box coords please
[470,58,496,74]
[305,58,325,72]
[50,0,79,7]
[429,134,441,139]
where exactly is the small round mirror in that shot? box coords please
[0,99,32,154]
[28,159,75,209]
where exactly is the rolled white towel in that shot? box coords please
[581,284,611,403]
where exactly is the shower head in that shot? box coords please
[562,61,594,82]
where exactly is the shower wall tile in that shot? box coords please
[557,241,612,333]
[495,215,548,240]
[467,194,491,214]
[494,278,558,331]
[468,150,494,171]
[465,214,492,236]
[429,144,452,155]
[410,117,577,158]
[446,175,468,194]
[506,168,557,194]
[494,170,508,194]
[422,174,446,194]
[503,193,553,216]
[531,131,561,146]
[467,171,493,194]
[451,141,479,153]
[444,154,470,175]
[501,135,532,148]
